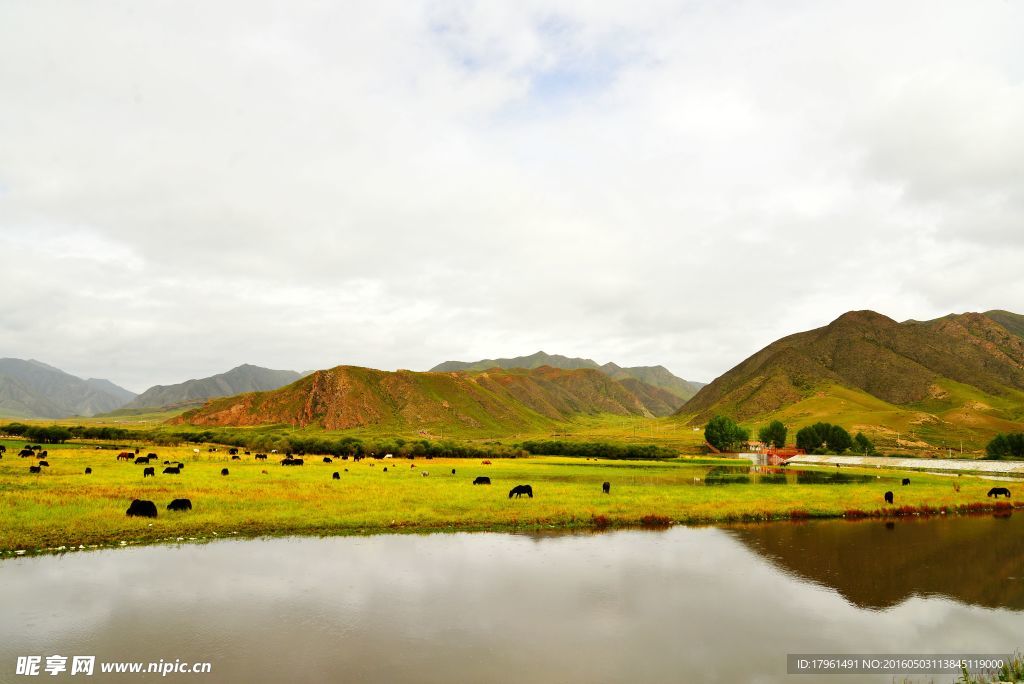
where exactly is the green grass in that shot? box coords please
[701,382,1024,456]
[1,441,1017,554]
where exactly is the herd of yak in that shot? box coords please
[1,443,1014,520]
[3,444,561,519]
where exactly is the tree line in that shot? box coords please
[986,432,1024,459]
[703,416,875,455]
[519,440,676,459]
[0,422,527,458]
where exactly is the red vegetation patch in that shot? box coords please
[639,514,671,527]
[788,509,810,520]
[592,515,610,528]
[844,509,869,519]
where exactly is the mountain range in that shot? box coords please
[0,358,137,418]
[176,365,668,432]
[431,351,704,401]
[122,364,304,410]
[7,310,1024,451]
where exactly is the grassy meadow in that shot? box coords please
[1,437,1018,555]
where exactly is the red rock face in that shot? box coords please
[175,365,655,431]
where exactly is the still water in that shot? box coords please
[1,514,1021,683]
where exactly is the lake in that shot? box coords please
[2,514,1021,682]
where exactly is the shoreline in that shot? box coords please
[3,499,1020,560]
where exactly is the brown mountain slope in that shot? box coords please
[984,310,1024,341]
[679,310,1024,424]
[175,365,656,432]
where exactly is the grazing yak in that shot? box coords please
[902,478,910,486]
[147,453,158,459]
[29,465,41,473]
[473,476,491,485]
[509,484,533,499]
[988,487,1012,498]
[134,456,150,464]
[19,449,34,458]
[163,466,181,474]
[451,469,456,475]
[280,458,304,466]
[228,448,238,455]
[333,472,341,480]
[481,460,492,465]
[231,455,241,461]
[167,498,192,512]
[602,482,611,494]
[38,451,47,458]
[422,471,429,477]
[38,461,49,467]
[383,467,388,472]
[323,457,333,463]
[143,467,155,477]
[126,499,157,518]
[117,452,134,461]
[255,454,267,461]
[84,467,92,474]
[884,491,894,504]
[221,468,230,476]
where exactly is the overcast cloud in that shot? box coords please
[1,1,1022,392]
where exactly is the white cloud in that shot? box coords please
[1,1,1022,391]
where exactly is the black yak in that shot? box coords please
[126,499,157,518]
[167,498,192,512]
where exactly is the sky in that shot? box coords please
[1,1,1023,393]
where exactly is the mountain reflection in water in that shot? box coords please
[726,512,1024,610]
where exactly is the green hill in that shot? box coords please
[175,365,659,434]
[677,310,1024,452]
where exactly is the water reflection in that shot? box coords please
[1,518,1021,683]
[698,466,878,486]
[726,512,1024,610]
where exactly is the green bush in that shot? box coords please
[986,432,1024,459]
[704,415,750,452]
[795,422,853,454]
[757,420,787,448]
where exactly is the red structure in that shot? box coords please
[765,446,806,465]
